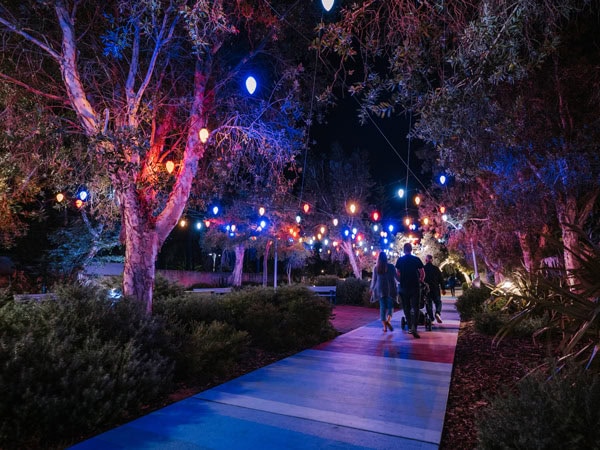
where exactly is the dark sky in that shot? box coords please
[311,98,428,208]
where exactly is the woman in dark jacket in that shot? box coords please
[370,251,398,332]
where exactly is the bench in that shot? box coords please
[190,287,232,295]
[308,285,337,304]
[14,293,56,302]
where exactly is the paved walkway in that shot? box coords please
[72,295,460,449]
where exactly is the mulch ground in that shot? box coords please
[439,321,550,449]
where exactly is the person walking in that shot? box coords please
[424,254,444,324]
[395,243,425,338]
[370,251,397,332]
[447,274,457,297]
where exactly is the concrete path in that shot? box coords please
[71,295,459,449]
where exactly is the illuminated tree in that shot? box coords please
[318,0,599,280]
[0,1,322,311]
[300,143,378,279]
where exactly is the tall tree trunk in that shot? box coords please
[232,244,245,287]
[121,201,159,314]
[555,192,598,286]
[516,231,535,272]
[262,240,272,287]
[340,240,362,279]
[286,260,292,285]
[556,195,579,286]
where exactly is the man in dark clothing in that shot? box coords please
[424,254,444,324]
[395,243,425,338]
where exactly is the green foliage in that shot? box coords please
[477,366,600,449]
[152,275,187,301]
[491,233,600,372]
[0,285,172,448]
[175,321,250,381]
[47,222,122,279]
[154,294,227,328]
[0,288,11,307]
[312,275,339,286]
[0,281,340,447]
[474,308,546,338]
[455,285,492,320]
[219,286,336,352]
[474,310,508,336]
[156,285,336,353]
[336,278,370,305]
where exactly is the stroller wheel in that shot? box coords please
[401,316,406,330]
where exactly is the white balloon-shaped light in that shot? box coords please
[199,128,209,144]
[321,0,334,12]
[245,76,257,95]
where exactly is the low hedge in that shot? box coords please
[1,282,339,448]
[477,366,600,449]
[455,285,492,320]
[0,284,173,449]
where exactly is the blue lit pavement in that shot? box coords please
[71,295,460,449]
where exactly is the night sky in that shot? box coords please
[311,97,429,218]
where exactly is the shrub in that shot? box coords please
[175,321,250,381]
[154,294,228,327]
[275,286,337,348]
[455,285,491,320]
[219,286,336,352]
[312,275,339,286]
[0,288,11,307]
[474,310,508,335]
[336,278,370,305]
[0,285,172,448]
[477,366,600,449]
[152,275,187,300]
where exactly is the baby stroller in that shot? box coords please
[400,282,433,332]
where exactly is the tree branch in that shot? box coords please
[0,73,66,103]
[0,12,61,61]
[55,1,98,134]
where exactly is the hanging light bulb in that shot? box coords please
[245,76,257,94]
[199,128,210,144]
[56,193,64,203]
[414,195,421,206]
[166,161,175,174]
[321,0,334,12]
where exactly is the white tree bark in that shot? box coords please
[340,240,362,279]
[51,3,210,311]
[232,244,245,287]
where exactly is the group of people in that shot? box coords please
[369,243,447,339]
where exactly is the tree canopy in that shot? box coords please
[0,0,326,310]
[318,0,600,280]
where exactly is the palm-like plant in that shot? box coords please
[491,227,600,372]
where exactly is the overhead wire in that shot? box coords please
[261,0,437,214]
